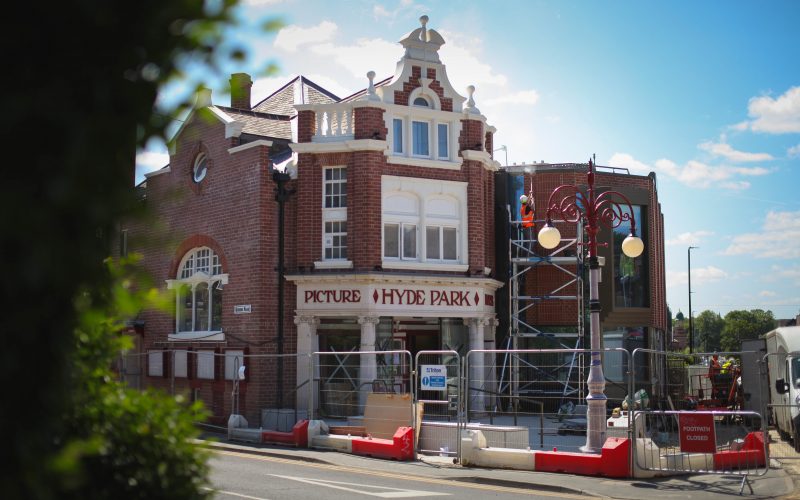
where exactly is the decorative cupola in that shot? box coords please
[398,15,445,63]
[375,15,466,112]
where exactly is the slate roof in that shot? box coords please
[217,107,292,140]
[252,76,340,115]
[340,76,392,102]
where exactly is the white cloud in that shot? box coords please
[310,38,403,81]
[274,21,338,52]
[788,144,800,158]
[666,266,728,288]
[135,150,169,174]
[484,90,540,107]
[759,290,777,297]
[770,264,800,285]
[737,86,800,134]
[608,153,770,190]
[722,210,800,259]
[438,30,509,89]
[373,0,422,21]
[665,230,714,246]
[697,141,773,162]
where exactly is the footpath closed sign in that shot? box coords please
[420,365,447,391]
[678,412,716,453]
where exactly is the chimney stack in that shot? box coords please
[230,73,253,109]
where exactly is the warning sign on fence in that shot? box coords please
[420,365,447,391]
[678,412,716,453]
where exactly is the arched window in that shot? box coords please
[170,247,227,336]
[413,96,430,108]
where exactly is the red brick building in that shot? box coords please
[127,16,667,424]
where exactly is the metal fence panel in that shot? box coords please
[414,350,461,458]
[465,348,632,455]
[313,350,414,439]
[633,409,767,494]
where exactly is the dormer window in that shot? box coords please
[413,96,431,108]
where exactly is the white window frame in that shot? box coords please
[323,220,347,260]
[425,225,458,262]
[381,176,468,271]
[323,166,347,209]
[392,118,404,154]
[166,247,228,341]
[411,120,430,158]
[321,166,349,265]
[383,222,418,261]
[437,123,449,160]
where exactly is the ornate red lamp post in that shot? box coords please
[537,157,644,453]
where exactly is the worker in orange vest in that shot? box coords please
[519,194,534,252]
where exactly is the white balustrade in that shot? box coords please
[311,103,354,142]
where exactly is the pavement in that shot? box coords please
[199,432,799,499]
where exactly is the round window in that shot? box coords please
[413,96,430,108]
[193,153,208,183]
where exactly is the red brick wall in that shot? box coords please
[459,118,484,153]
[298,110,315,143]
[354,107,387,140]
[128,111,299,424]
[349,151,383,270]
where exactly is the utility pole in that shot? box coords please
[688,246,698,353]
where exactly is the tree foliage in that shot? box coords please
[57,258,211,499]
[2,1,266,497]
[695,310,725,352]
[720,309,776,352]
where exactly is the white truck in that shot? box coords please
[763,326,800,450]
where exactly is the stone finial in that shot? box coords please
[420,15,429,41]
[464,85,480,114]
[365,70,380,101]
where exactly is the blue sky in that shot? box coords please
[136,0,800,320]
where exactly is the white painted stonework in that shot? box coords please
[286,274,501,318]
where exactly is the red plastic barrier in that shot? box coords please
[261,420,309,448]
[713,431,766,470]
[351,426,414,460]
[534,438,631,478]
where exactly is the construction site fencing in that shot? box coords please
[413,350,462,458]
[311,350,416,442]
[115,350,312,432]
[465,348,632,454]
[762,351,800,459]
[633,409,767,494]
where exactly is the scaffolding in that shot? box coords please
[498,208,587,411]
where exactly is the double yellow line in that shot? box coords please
[213,449,595,499]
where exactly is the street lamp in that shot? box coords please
[687,246,698,354]
[537,157,644,453]
[493,145,508,167]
